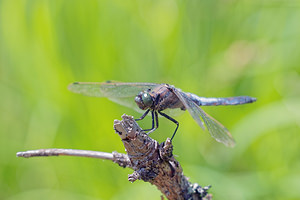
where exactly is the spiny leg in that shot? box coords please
[143,111,155,131]
[158,111,179,141]
[146,111,159,135]
[135,109,150,121]
[135,110,158,133]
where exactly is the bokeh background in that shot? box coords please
[1,0,300,199]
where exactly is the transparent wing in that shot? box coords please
[171,87,205,130]
[163,108,185,117]
[68,81,159,111]
[173,87,235,147]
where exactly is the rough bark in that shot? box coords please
[114,114,212,200]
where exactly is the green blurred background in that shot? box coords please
[1,0,300,199]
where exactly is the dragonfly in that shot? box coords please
[68,81,256,147]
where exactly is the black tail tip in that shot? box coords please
[250,97,257,102]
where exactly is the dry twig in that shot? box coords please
[17,114,212,200]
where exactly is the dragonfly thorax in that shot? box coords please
[135,85,186,111]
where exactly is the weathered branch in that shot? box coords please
[17,114,212,200]
[17,149,131,168]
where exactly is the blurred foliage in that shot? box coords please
[1,0,300,199]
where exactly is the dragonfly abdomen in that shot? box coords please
[187,93,256,106]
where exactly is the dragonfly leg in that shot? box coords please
[136,110,158,133]
[142,110,155,131]
[135,109,150,121]
[146,111,159,135]
[158,111,179,141]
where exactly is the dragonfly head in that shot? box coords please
[135,90,154,110]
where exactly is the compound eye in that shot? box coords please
[141,92,153,107]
